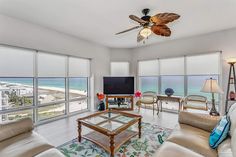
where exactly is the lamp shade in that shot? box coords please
[226,57,236,64]
[201,78,223,94]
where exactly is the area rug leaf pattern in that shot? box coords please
[58,123,172,157]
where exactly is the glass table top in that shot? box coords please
[83,112,137,131]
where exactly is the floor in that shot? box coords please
[35,108,178,147]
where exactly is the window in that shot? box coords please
[138,60,159,93]
[69,77,88,99]
[138,60,159,76]
[187,75,219,102]
[110,62,130,76]
[0,45,90,123]
[137,53,222,112]
[68,57,90,113]
[69,99,88,113]
[0,109,33,122]
[0,78,33,110]
[161,76,184,96]
[139,77,158,93]
[38,78,65,104]
[160,57,185,96]
[186,53,221,103]
[37,103,65,121]
[0,46,34,122]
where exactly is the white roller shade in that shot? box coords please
[38,52,66,77]
[0,46,34,77]
[160,57,185,75]
[186,53,220,75]
[69,57,90,77]
[111,62,129,76]
[138,60,159,76]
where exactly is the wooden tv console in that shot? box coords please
[105,95,134,110]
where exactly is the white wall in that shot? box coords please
[0,14,111,110]
[130,28,236,114]
[110,48,134,75]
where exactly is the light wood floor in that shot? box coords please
[35,108,178,147]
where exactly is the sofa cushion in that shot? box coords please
[0,131,53,157]
[35,148,65,157]
[0,118,33,142]
[217,138,233,157]
[167,124,217,157]
[227,103,236,137]
[179,111,220,132]
[153,141,204,157]
[231,129,236,157]
[209,116,230,149]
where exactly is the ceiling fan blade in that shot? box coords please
[137,33,145,42]
[115,26,141,35]
[151,25,171,37]
[150,13,180,25]
[129,15,147,25]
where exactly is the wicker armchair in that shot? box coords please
[183,95,208,111]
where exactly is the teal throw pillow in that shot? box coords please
[209,116,230,149]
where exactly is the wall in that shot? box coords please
[130,28,236,114]
[0,14,111,110]
[110,48,134,76]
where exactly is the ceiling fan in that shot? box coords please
[115,8,180,43]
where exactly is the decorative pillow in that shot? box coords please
[209,116,231,149]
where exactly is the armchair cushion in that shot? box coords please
[178,111,220,132]
[0,118,33,142]
[140,97,155,104]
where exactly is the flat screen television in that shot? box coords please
[103,77,134,95]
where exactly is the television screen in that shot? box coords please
[103,77,134,94]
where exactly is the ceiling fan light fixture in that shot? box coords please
[140,27,152,38]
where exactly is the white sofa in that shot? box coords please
[0,118,64,157]
[154,103,236,157]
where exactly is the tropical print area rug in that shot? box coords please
[58,123,172,157]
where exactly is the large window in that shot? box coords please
[0,46,90,123]
[138,53,222,111]
[69,78,88,99]
[38,78,66,104]
[161,76,184,96]
[186,53,221,103]
[160,57,185,96]
[138,60,159,93]
[187,75,219,101]
[139,77,158,93]
[0,78,33,110]
[37,103,66,121]
[68,57,90,113]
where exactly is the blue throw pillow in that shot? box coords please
[209,116,230,149]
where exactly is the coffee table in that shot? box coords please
[77,109,142,157]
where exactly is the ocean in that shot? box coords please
[0,78,88,91]
[0,76,219,101]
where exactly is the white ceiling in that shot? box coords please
[0,0,236,48]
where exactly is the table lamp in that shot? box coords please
[201,78,223,116]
